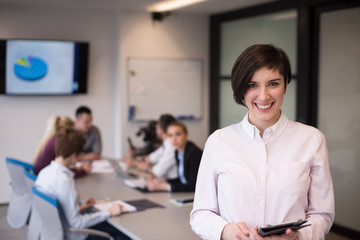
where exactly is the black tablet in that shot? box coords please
[258,219,311,237]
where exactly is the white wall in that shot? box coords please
[118,11,209,155]
[0,5,210,203]
[0,4,121,203]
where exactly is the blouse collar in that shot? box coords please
[241,111,288,141]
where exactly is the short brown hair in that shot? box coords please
[168,121,188,135]
[55,128,85,158]
[231,44,292,106]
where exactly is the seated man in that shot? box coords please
[75,106,102,161]
[124,114,177,180]
[35,128,130,240]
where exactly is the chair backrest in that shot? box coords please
[24,169,40,240]
[31,186,64,240]
[6,157,34,228]
[24,168,37,188]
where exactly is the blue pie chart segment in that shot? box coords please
[14,56,48,81]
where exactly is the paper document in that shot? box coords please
[94,200,137,213]
[90,159,114,174]
[124,178,147,189]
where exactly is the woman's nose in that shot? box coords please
[258,87,270,100]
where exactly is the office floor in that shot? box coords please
[0,204,352,240]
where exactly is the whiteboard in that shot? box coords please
[127,58,203,121]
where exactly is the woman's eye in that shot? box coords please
[248,83,257,88]
[269,82,279,86]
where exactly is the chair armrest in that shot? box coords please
[70,227,114,240]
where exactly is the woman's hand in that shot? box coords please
[251,227,299,240]
[123,155,136,167]
[146,177,169,191]
[129,147,137,158]
[79,197,96,211]
[108,203,122,217]
[79,161,92,173]
[221,222,251,240]
[137,161,151,172]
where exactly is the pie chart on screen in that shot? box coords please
[14,56,48,81]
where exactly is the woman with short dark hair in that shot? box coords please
[190,44,334,240]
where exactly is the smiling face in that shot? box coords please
[244,67,286,132]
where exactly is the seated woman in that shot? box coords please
[33,115,91,176]
[123,114,177,180]
[35,128,129,240]
[146,121,203,192]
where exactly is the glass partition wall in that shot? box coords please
[317,6,360,233]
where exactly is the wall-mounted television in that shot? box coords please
[0,39,89,95]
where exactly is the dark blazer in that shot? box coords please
[167,141,202,192]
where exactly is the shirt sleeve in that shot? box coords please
[297,130,335,240]
[149,145,163,164]
[152,143,176,179]
[57,177,110,229]
[90,126,102,154]
[71,167,87,178]
[190,135,229,240]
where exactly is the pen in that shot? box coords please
[96,197,111,203]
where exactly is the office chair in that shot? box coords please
[31,186,114,240]
[6,157,34,229]
[24,169,40,240]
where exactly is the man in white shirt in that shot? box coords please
[35,128,129,240]
[124,114,178,180]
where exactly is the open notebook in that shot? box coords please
[123,177,147,190]
[93,198,164,213]
[94,200,137,213]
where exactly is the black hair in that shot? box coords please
[158,114,176,133]
[75,106,92,118]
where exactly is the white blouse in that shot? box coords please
[149,138,178,180]
[190,112,334,240]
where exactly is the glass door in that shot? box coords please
[317,6,360,232]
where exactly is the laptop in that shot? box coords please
[107,159,153,179]
[107,159,131,179]
[107,159,151,192]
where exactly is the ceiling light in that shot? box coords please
[147,0,207,12]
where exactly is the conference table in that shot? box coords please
[75,163,201,240]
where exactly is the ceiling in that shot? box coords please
[0,0,276,15]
